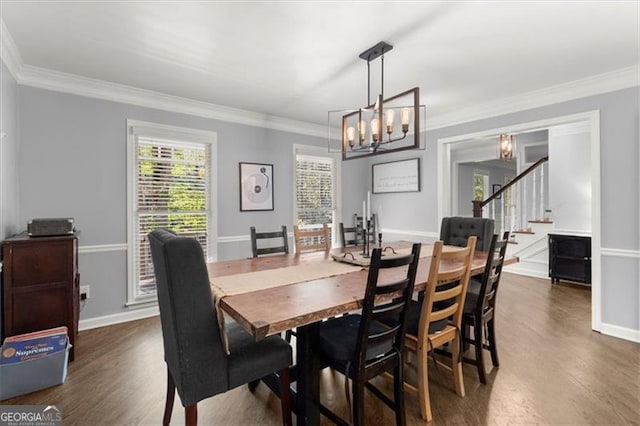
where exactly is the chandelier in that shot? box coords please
[330,41,422,160]
[499,134,514,159]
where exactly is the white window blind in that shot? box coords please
[295,154,335,227]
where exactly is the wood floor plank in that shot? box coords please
[2,273,639,425]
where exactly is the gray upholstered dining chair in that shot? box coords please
[148,229,293,426]
[439,216,495,252]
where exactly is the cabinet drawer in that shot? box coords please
[9,241,73,286]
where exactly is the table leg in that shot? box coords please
[295,322,321,426]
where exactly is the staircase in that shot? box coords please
[473,156,552,279]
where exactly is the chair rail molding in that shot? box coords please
[78,243,128,254]
[600,248,640,258]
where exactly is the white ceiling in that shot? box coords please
[1,1,638,127]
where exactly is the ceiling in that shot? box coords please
[1,1,638,128]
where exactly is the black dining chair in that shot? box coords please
[339,222,360,247]
[148,229,293,426]
[339,214,377,247]
[313,243,422,426]
[250,225,289,257]
[462,231,509,384]
[439,216,495,252]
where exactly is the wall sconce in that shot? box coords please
[499,134,514,160]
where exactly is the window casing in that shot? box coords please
[127,120,217,305]
[293,146,341,243]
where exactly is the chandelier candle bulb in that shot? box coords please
[386,109,395,134]
[401,107,411,132]
[371,118,380,142]
[359,120,366,144]
[346,127,355,147]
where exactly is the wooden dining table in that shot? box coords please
[207,242,510,426]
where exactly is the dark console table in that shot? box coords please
[548,233,591,285]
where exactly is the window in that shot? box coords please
[127,121,217,305]
[473,171,489,201]
[293,145,340,240]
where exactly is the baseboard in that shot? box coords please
[599,322,640,343]
[503,263,549,280]
[78,305,159,331]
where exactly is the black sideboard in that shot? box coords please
[548,233,591,285]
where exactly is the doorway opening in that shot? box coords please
[437,111,601,332]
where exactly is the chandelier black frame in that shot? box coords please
[338,41,421,161]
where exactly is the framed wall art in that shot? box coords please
[239,162,274,211]
[492,184,502,199]
[372,158,420,194]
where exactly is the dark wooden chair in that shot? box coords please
[313,243,422,426]
[339,222,360,247]
[339,214,377,247]
[250,225,289,258]
[148,229,292,426]
[462,231,509,384]
[439,216,495,252]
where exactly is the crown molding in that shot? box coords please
[16,64,328,138]
[0,19,23,81]
[2,16,637,137]
[426,65,640,131]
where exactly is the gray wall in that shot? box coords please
[16,85,368,321]
[456,163,515,217]
[0,60,20,336]
[0,60,19,239]
[374,86,640,336]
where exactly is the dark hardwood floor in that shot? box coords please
[4,273,639,425]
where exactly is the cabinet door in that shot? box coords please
[9,285,72,335]
[9,240,74,287]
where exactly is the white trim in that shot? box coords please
[217,235,250,244]
[126,120,218,305]
[15,63,327,138]
[426,66,639,130]
[1,14,636,138]
[549,229,592,237]
[381,229,439,239]
[601,248,640,258]
[599,322,640,344]
[292,144,342,247]
[503,265,549,280]
[0,19,22,81]
[79,306,159,332]
[437,110,602,334]
[78,243,128,254]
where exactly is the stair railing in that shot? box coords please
[472,156,549,233]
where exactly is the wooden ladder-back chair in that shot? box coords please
[462,231,509,384]
[293,224,330,253]
[313,244,422,426]
[403,237,476,423]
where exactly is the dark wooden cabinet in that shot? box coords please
[2,234,79,360]
[548,233,591,285]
